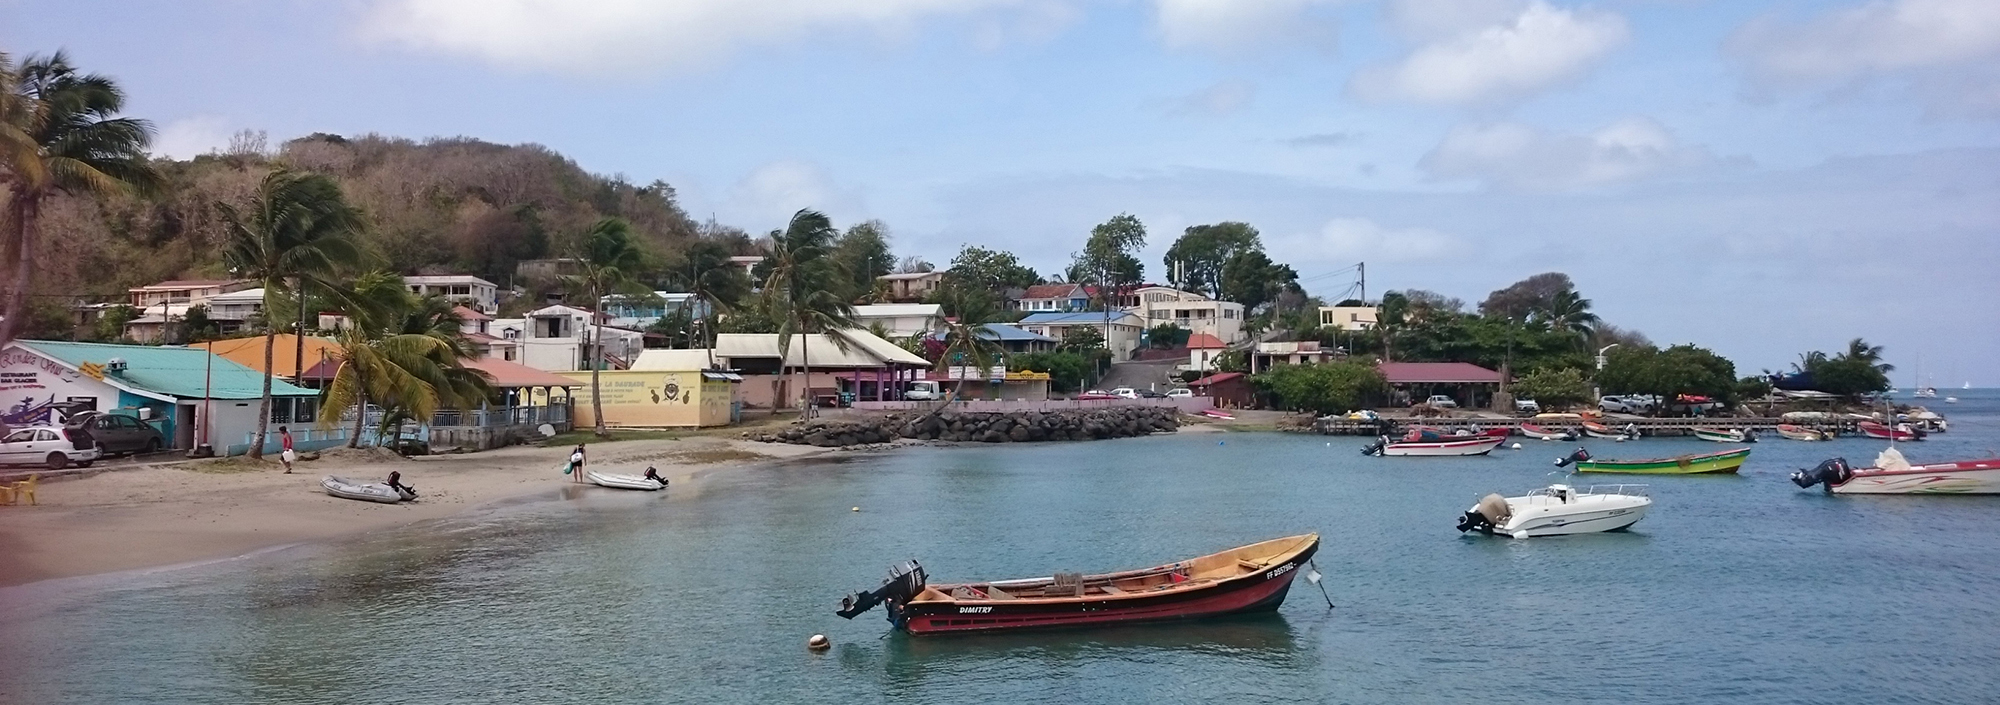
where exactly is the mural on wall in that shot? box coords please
[565,371,712,427]
[1,349,90,426]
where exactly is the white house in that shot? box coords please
[123,279,253,343]
[1183,332,1229,373]
[850,303,944,339]
[404,275,500,314]
[1017,311,1146,359]
[518,305,644,372]
[875,271,945,302]
[1124,286,1245,343]
[1012,283,1090,312]
[1318,305,1379,331]
[201,287,267,336]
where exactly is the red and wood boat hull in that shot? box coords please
[1857,421,1922,441]
[898,541,1318,635]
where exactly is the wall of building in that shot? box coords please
[558,370,737,427]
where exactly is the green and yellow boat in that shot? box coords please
[1575,447,1751,474]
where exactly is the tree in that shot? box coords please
[563,217,648,437]
[1218,249,1298,313]
[217,169,365,459]
[1512,367,1592,410]
[1164,222,1261,298]
[1067,213,1146,302]
[1478,272,1573,320]
[1253,361,1388,415]
[179,304,220,344]
[1058,325,1104,352]
[1148,323,1190,349]
[896,255,934,273]
[830,220,894,301]
[0,51,163,349]
[1009,352,1095,393]
[1839,338,1893,375]
[947,245,1039,293]
[1596,344,1739,409]
[931,280,1005,401]
[669,238,753,366]
[1535,288,1598,340]
[758,209,856,419]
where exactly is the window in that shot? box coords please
[504,348,517,361]
[35,429,59,441]
[271,397,293,424]
[4,429,31,443]
[449,286,471,296]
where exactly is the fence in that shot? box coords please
[228,405,572,456]
[428,405,570,429]
[850,397,1214,414]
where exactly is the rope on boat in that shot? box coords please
[1308,560,1335,610]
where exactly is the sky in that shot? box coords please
[4,0,1998,384]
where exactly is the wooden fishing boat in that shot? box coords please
[1776,424,1831,441]
[1519,423,1576,441]
[1581,420,1638,440]
[1558,447,1750,474]
[1363,435,1506,457]
[1857,420,1924,441]
[834,534,1321,635]
[1402,425,1510,442]
[1794,451,2000,494]
[1692,427,1754,443]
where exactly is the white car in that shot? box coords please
[1425,395,1459,408]
[1514,398,1541,414]
[1165,388,1194,399]
[1,426,101,469]
[1110,387,1139,399]
[1600,395,1656,414]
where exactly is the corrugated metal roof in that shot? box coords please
[1018,311,1143,325]
[631,349,718,371]
[461,357,581,388]
[19,340,316,400]
[706,330,928,368]
[193,334,342,380]
[852,303,943,318]
[1377,362,1502,384]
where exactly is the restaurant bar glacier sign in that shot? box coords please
[1,347,90,426]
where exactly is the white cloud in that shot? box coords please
[1418,117,1718,192]
[722,161,866,230]
[363,0,1044,73]
[1351,0,1628,106]
[1163,79,1257,116]
[1276,217,1468,264]
[1152,0,1340,53]
[1728,0,2000,83]
[151,116,236,160]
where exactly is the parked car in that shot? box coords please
[1110,387,1139,399]
[68,411,165,457]
[1165,388,1194,399]
[1075,390,1119,400]
[0,426,100,469]
[1424,394,1458,409]
[1513,398,1541,414]
[905,380,945,401]
[1599,395,1657,414]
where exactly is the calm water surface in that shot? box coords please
[4,393,2000,704]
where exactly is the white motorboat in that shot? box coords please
[1518,423,1577,441]
[1456,483,1651,538]
[587,466,669,491]
[1363,435,1506,457]
[322,472,417,504]
[1792,448,2000,494]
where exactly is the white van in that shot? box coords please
[906,380,945,401]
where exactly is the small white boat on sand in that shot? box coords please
[587,466,669,491]
[322,472,417,503]
[1456,483,1651,538]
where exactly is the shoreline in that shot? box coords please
[0,436,831,590]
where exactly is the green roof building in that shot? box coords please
[2,340,319,456]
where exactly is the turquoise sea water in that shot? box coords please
[3,393,1999,704]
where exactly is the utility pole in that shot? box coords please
[1358,261,1366,304]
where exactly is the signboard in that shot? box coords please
[946,366,1007,381]
[1,347,98,426]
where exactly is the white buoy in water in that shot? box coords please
[1511,442,1523,449]
[808,634,830,650]
[851,507,861,512]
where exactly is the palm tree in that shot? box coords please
[0,51,162,348]
[1541,289,1600,344]
[318,279,492,447]
[671,239,752,368]
[932,282,1004,403]
[1840,338,1893,374]
[758,209,855,420]
[563,218,647,438]
[217,169,365,458]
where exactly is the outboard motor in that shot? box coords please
[643,466,668,486]
[1744,428,1760,443]
[386,471,417,501]
[1457,493,1510,534]
[1790,457,1853,491]
[1361,437,1388,456]
[836,561,928,627]
[1554,447,1591,467]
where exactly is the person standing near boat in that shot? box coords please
[566,443,587,482]
[279,426,296,474]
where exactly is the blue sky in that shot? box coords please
[5,0,1998,383]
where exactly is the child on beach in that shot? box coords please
[566,443,586,480]
[279,426,296,474]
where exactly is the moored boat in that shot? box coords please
[1856,420,1924,441]
[587,467,669,491]
[1692,427,1755,443]
[1455,483,1651,538]
[1776,424,1831,441]
[1581,420,1639,440]
[1519,423,1577,441]
[1362,434,1506,457]
[1792,449,2000,494]
[321,472,417,503]
[833,534,1321,634]
[1556,447,1749,474]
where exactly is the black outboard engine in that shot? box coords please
[1554,447,1591,467]
[1790,458,1853,491]
[643,466,668,486]
[1456,509,1492,534]
[1744,428,1759,443]
[836,561,927,626]
[1361,437,1388,456]
[386,471,417,500]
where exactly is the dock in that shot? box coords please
[1312,416,1855,437]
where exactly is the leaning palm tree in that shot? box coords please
[1842,338,1893,374]
[563,217,647,438]
[1541,289,1600,343]
[671,239,752,368]
[758,209,855,419]
[317,283,491,447]
[932,282,1004,403]
[0,51,162,348]
[217,169,365,458]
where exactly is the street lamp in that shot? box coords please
[1594,343,1620,404]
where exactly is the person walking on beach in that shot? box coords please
[279,426,296,474]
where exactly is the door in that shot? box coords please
[0,428,33,464]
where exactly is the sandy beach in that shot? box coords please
[0,437,828,588]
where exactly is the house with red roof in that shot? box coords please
[1376,361,1504,408]
[1183,332,1229,373]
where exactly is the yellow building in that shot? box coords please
[557,370,740,428]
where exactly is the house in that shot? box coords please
[519,305,645,372]
[1318,305,1379,331]
[1016,311,1146,359]
[851,303,944,339]
[123,279,253,343]
[515,258,582,281]
[1183,332,1229,373]
[2,340,320,457]
[1012,283,1089,312]
[201,288,267,336]
[601,292,710,330]
[1125,286,1246,343]
[191,334,345,386]
[1251,341,1333,371]
[404,275,500,314]
[1377,361,1505,408]
[1188,372,1253,409]
[876,271,944,302]
[557,367,740,428]
[925,323,1059,354]
[634,329,930,409]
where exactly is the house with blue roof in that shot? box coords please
[928,323,1058,353]
[1016,311,1146,359]
[1,340,321,457]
